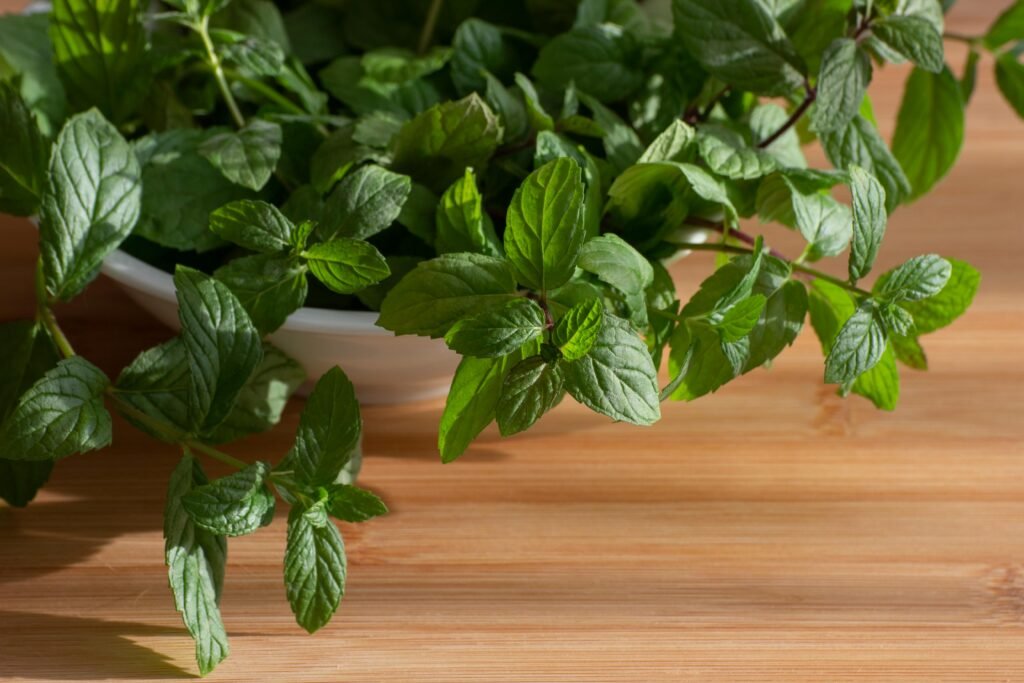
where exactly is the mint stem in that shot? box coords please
[196,16,246,129]
[34,259,75,359]
[758,82,816,149]
[418,0,444,55]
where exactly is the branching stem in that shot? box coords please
[758,82,816,149]
[196,16,246,129]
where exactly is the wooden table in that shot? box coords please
[2,2,1022,680]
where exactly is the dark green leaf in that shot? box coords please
[199,119,283,191]
[811,38,872,133]
[892,66,964,200]
[0,82,47,216]
[848,165,888,282]
[451,19,513,95]
[325,484,388,523]
[496,356,565,436]
[995,52,1024,119]
[114,338,190,440]
[445,298,546,358]
[284,505,346,634]
[985,0,1024,49]
[215,254,309,334]
[697,128,777,180]
[872,15,945,73]
[182,461,275,537]
[819,114,911,211]
[319,164,412,241]
[302,239,390,294]
[309,125,384,195]
[0,13,66,135]
[533,24,643,103]
[209,199,296,253]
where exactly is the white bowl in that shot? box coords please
[100,250,460,404]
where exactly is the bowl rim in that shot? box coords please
[101,249,388,335]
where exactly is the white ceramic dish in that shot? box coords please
[100,250,460,404]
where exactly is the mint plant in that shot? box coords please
[0,0,1015,675]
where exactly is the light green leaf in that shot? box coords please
[325,484,388,523]
[697,128,777,180]
[302,239,390,294]
[435,167,502,256]
[175,266,264,434]
[553,298,604,361]
[577,234,655,297]
[199,119,283,191]
[788,185,851,260]
[284,505,346,634]
[209,199,296,253]
[811,38,872,133]
[164,452,229,677]
[40,109,142,301]
[50,0,148,123]
[445,298,546,358]
[563,313,660,425]
[214,254,308,335]
[871,15,944,73]
[819,114,911,211]
[672,0,806,95]
[182,461,275,537]
[361,46,451,84]
[496,356,565,436]
[319,164,412,241]
[848,165,888,282]
[279,367,360,488]
[514,72,555,132]
[533,24,643,103]
[378,253,520,338]
[714,294,767,343]
[892,66,964,200]
[875,254,952,303]
[0,82,47,216]
[638,120,696,164]
[892,257,979,333]
[891,332,928,370]
[504,157,586,293]
[824,300,887,384]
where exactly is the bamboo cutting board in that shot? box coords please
[1,1,1023,680]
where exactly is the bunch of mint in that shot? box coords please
[1,0,1017,675]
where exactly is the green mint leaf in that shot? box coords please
[985,0,1024,49]
[579,91,646,174]
[302,239,391,294]
[848,165,888,282]
[819,115,911,212]
[514,72,555,132]
[435,167,502,257]
[665,322,746,401]
[824,300,887,385]
[395,182,438,246]
[115,338,190,440]
[892,67,964,201]
[279,367,360,488]
[496,356,565,436]
[40,109,142,301]
[853,344,900,411]
[751,103,806,167]
[553,298,603,361]
[214,254,309,335]
[713,294,768,343]
[203,343,305,445]
[284,505,346,634]
[439,349,529,463]
[755,168,848,229]
[325,484,388,523]
[638,120,695,164]
[892,333,928,370]
[209,199,296,253]
[871,15,945,74]
[745,279,808,371]
[390,94,503,192]
[880,302,916,337]
[378,254,520,338]
[533,132,604,239]
[0,13,67,136]
[0,459,54,508]
[133,129,254,252]
[353,111,405,149]
[672,0,806,96]
[0,356,111,462]
[533,24,643,103]
[309,125,385,195]
[505,157,586,293]
[995,52,1024,119]
[577,233,655,297]
[444,298,546,358]
[199,119,283,191]
[452,19,513,95]
[181,461,275,537]
[220,35,285,77]
[696,128,777,180]
[319,164,412,241]
[888,257,979,334]
[361,46,452,84]
[50,0,148,123]
[484,71,530,143]
[0,82,47,216]
[563,313,660,425]
[811,38,872,133]
[175,266,264,434]
[318,55,437,119]
[875,254,953,303]
[164,452,229,676]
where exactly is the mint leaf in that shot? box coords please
[484,71,529,143]
[553,298,603,361]
[875,254,952,303]
[563,313,660,425]
[220,35,285,77]
[435,168,502,257]
[378,254,520,338]
[0,460,54,508]
[533,24,643,103]
[985,1,1024,49]
[697,128,777,180]
[165,452,229,676]
[892,67,964,200]
[892,333,928,370]
[319,164,412,241]
[995,52,1024,119]
[390,94,503,192]
[199,119,283,191]
[0,13,66,136]
[638,120,695,164]
[325,484,388,523]
[309,125,384,195]
[40,109,142,301]
[871,15,945,74]
[210,199,296,253]
[504,157,586,292]
[445,298,546,358]
[514,73,555,132]
[824,300,887,385]
[578,233,655,298]
[361,46,451,84]
[214,254,308,335]
[302,239,390,294]
[892,257,979,334]
[848,165,888,282]
[665,322,744,401]
[0,82,47,216]
[0,356,111,461]
[672,0,806,96]
[114,338,190,440]
[451,19,513,95]
[496,356,565,436]
[279,367,360,488]
[713,294,768,343]
[284,505,346,633]
[182,461,275,537]
[745,279,807,371]
[50,0,148,122]
[175,266,264,434]
[811,38,871,133]
[819,115,911,211]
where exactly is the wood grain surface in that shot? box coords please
[1,2,1023,680]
